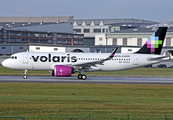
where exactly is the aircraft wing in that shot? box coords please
[72,48,118,68]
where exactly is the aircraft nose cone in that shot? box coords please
[2,59,9,68]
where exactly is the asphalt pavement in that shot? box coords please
[0,75,173,84]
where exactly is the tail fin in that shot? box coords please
[135,27,168,55]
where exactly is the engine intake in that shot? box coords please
[51,65,75,77]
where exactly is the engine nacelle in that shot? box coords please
[51,65,75,77]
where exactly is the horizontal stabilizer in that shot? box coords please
[148,56,170,61]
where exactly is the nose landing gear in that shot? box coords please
[23,70,27,79]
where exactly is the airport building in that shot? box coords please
[0,43,90,55]
[0,16,84,45]
[0,16,173,55]
[73,18,173,54]
[73,18,159,46]
[95,26,173,47]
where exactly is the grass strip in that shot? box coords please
[0,83,173,118]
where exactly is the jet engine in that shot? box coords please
[51,65,75,77]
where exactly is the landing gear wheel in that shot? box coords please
[23,75,27,79]
[81,74,87,80]
[78,74,87,80]
[78,74,82,79]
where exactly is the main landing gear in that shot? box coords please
[23,70,27,79]
[78,68,87,80]
[78,74,87,80]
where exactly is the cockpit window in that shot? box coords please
[8,56,17,59]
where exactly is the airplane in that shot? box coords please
[2,27,171,80]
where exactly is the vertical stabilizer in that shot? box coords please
[135,27,168,55]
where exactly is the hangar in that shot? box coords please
[95,26,173,47]
[0,16,84,45]
[73,18,159,46]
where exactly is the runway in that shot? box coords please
[0,75,173,84]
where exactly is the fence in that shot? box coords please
[1,114,173,120]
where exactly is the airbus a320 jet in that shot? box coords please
[2,27,171,80]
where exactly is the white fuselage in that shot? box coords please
[2,52,169,71]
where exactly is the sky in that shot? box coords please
[0,0,172,23]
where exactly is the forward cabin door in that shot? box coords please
[133,55,138,65]
[23,53,28,64]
